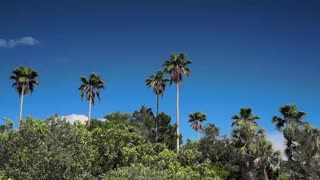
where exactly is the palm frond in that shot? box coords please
[170,54,177,61]
[80,77,88,84]
[183,60,192,66]
[231,115,240,120]
[177,53,185,60]
[91,92,96,105]
[295,111,306,120]
[181,67,190,76]
[80,93,84,101]
[9,75,17,80]
[97,91,102,102]
[11,82,17,88]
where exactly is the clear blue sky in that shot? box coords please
[0,0,319,141]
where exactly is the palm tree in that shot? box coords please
[231,108,261,179]
[145,70,169,140]
[145,70,169,117]
[79,73,105,126]
[188,112,207,140]
[272,105,306,161]
[163,53,192,151]
[10,66,40,125]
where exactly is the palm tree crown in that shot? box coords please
[188,112,207,140]
[145,70,169,98]
[79,73,105,105]
[272,105,306,131]
[10,66,40,97]
[231,108,260,126]
[188,112,207,132]
[163,53,192,84]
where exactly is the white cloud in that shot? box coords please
[266,133,286,159]
[0,37,39,48]
[62,114,107,125]
[63,114,88,125]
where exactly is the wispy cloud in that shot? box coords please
[0,37,39,48]
[0,39,7,47]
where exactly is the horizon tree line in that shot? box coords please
[7,53,319,156]
[3,57,319,179]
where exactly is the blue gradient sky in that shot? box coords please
[1,0,319,141]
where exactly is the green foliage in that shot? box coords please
[90,121,143,175]
[230,108,280,179]
[0,113,231,179]
[0,118,13,133]
[157,112,182,150]
[0,105,318,179]
[277,172,291,180]
[104,112,131,122]
[184,124,239,178]
[1,116,95,180]
[102,163,195,180]
[132,105,156,141]
[103,149,228,180]
[102,164,180,180]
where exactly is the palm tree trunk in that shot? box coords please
[247,164,255,180]
[19,85,25,126]
[264,168,269,180]
[88,96,92,126]
[197,120,201,140]
[156,94,159,141]
[197,129,200,140]
[156,94,159,117]
[176,83,180,152]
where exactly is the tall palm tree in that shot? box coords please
[163,53,192,152]
[145,70,169,140]
[188,112,207,140]
[272,105,306,160]
[79,73,105,126]
[10,66,40,125]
